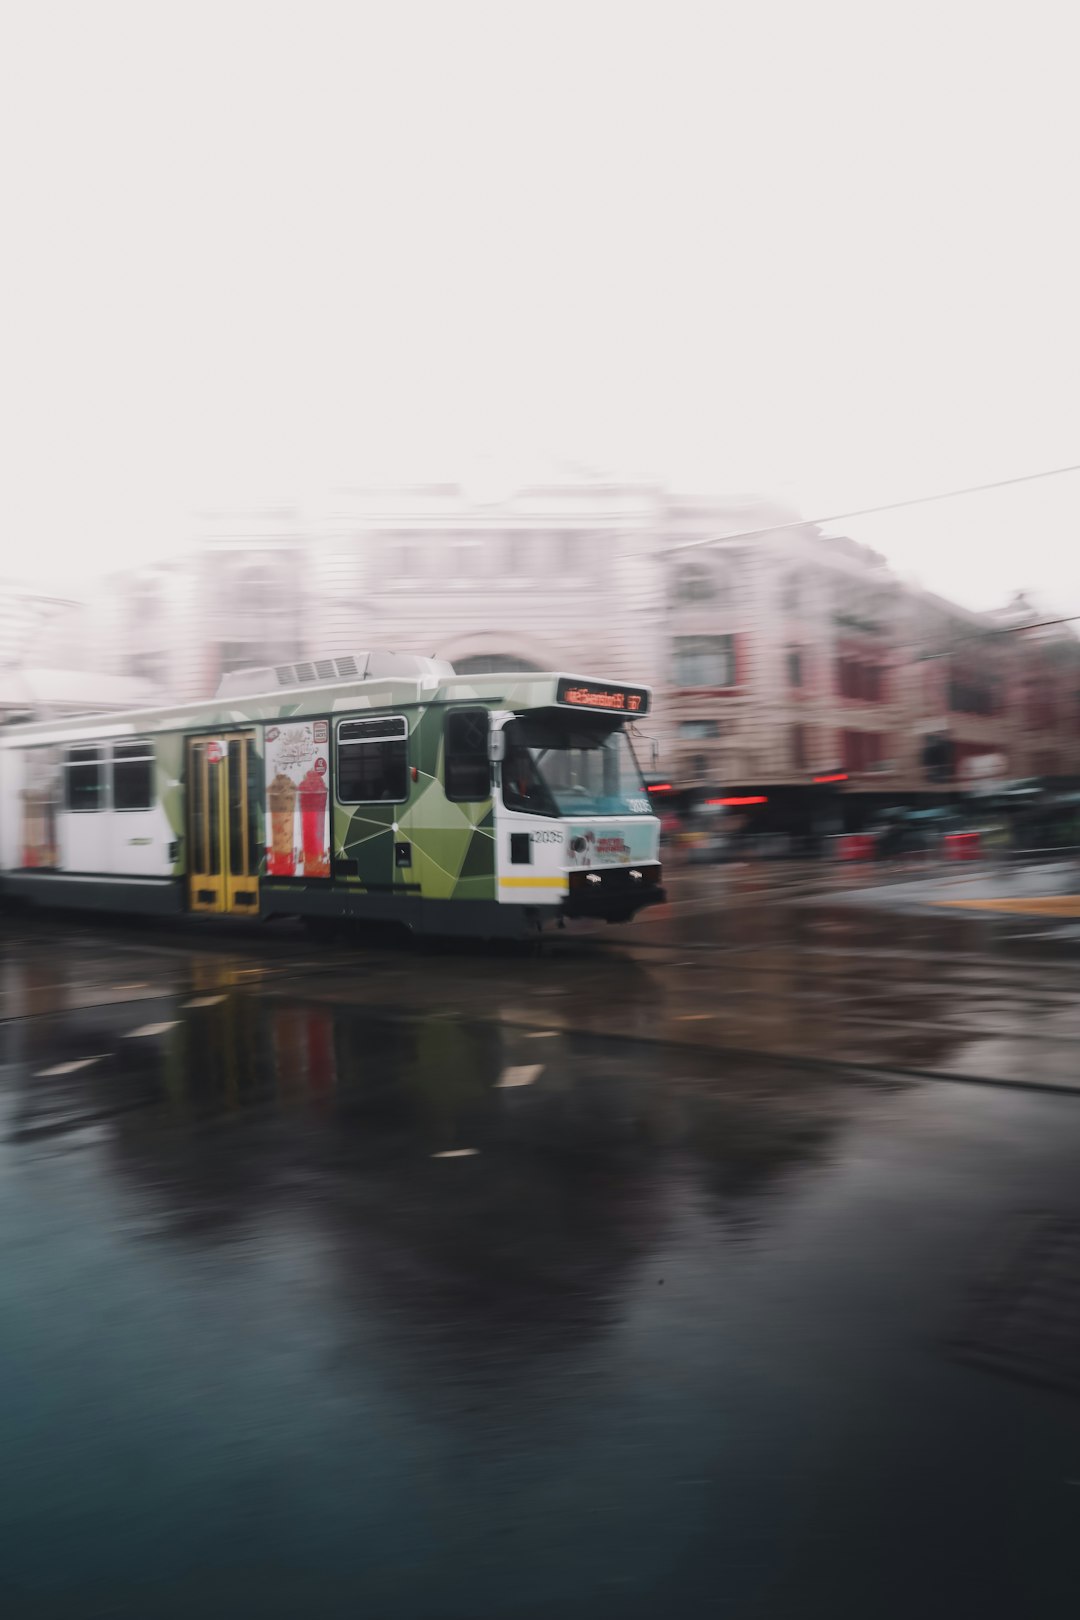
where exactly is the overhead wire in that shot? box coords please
[666,460,1080,554]
[665,460,1080,658]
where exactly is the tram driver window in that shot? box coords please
[63,746,105,812]
[337,716,408,803]
[445,709,490,802]
[502,743,555,816]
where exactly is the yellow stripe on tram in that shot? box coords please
[499,876,568,889]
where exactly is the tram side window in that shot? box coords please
[337,716,408,803]
[112,740,155,811]
[445,708,490,802]
[64,746,105,812]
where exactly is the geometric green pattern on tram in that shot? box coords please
[456,818,496,885]
[331,702,497,901]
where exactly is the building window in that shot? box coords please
[782,573,800,612]
[790,723,807,770]
[128,652,166,686]
[948,669,996,716]
[112,740,154,811]
[504,534,531,576]
[455,542,482,578]
[378,537,420,579]
[673,563,716,604]
[64,745,105,812]
[921,733,954,783]
[787,648,803,687]
[1026,681,1056,731]
[841,731,888,773]
[236,563,279,614]
[129,575,162,621]
[336,716,408,803]
[444,708,490,802]
[679,719,721,740]
[673,635,735,687]
[837,657,884,702]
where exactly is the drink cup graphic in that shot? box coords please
[268,773,297,875]
[299,764,329,877]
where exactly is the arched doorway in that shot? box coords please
[437,629,565,674]
[453,653,543,675]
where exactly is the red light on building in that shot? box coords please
[813,773,848,784]
[706,795,768,806]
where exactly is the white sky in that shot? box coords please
[2,0,1079,611]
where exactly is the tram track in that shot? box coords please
[5,916,1078,1014]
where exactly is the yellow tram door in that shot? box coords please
[186,733,261,915]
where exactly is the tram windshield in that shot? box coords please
[502,717,651,818]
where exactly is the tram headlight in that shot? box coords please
[566,865,661,894]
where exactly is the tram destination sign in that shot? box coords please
[556,678,650,716]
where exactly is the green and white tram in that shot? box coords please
[0,653,665,937]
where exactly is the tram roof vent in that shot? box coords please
[214,652,454,699]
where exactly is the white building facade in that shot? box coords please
[30,477,1080,797]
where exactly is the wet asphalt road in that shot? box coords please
[2,865,1080,1618]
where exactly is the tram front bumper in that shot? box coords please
[562,863,665,920]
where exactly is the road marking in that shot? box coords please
[432,1148,480,1158]
[496,1064,544,1088]
[34,1056,108,1077]
[525,1030,558,1038]
[936,896,1080,917]
[675,1013,715,1021]
[123,1022,180,1038]
[183,995,226,1008]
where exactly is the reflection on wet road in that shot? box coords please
[2,873,1080,1618]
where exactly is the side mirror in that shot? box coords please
[488,730,507,763]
